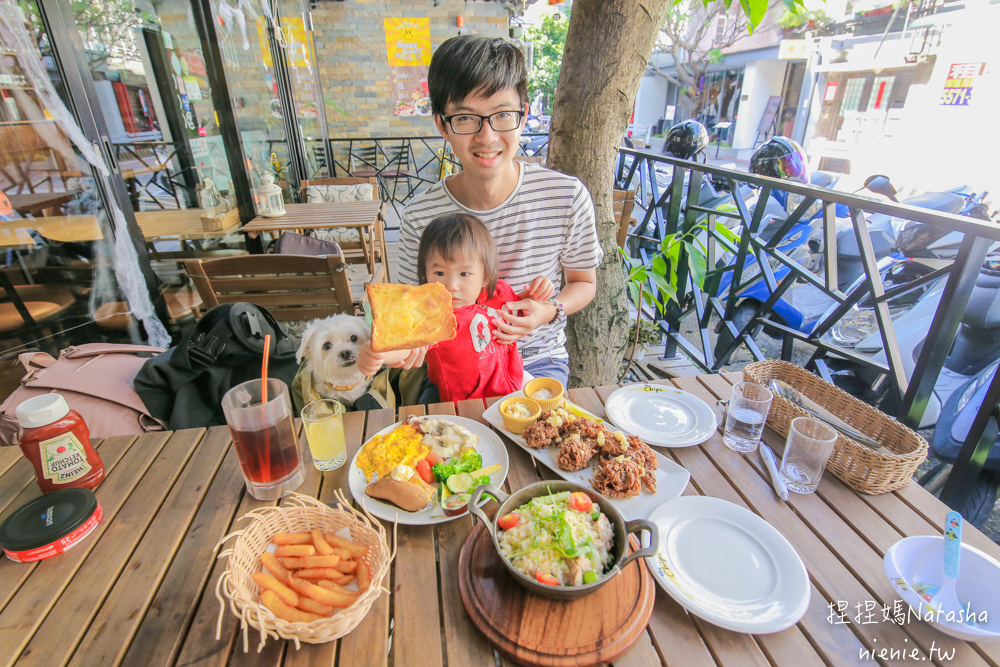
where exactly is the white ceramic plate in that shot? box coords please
[482,391,690,521]
[348,415,509,526]
[644,495,810,634]
[604,383,718,448]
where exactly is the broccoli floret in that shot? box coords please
[473,474,491,487]
[456,449,483,473]
[431,461,457,482]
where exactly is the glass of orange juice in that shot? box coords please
[301,399,347,471]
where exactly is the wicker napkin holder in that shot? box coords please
[743,360,927,495]
[215,491,394,651]
[200,207,239,232]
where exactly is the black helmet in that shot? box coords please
[663,120,709,160]
[749,137,809,183]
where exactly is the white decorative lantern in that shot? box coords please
[256,173,286,218]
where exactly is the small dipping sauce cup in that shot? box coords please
[301,399,347,471]
[221,378,304,500]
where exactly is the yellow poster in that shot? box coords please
[384,18,431,67]
[384,18,432,116]
[257,18,311,68]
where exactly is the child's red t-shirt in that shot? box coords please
[426,280,524,402]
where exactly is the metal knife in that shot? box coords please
[759,444,789,501]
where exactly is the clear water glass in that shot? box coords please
[779,416,838,494]
[723,382,773,453]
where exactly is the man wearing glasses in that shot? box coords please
[398,35,600,386]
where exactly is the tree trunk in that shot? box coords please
[548,0,671,388]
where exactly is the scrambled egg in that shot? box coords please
[356,422,428,483]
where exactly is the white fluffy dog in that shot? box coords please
[296,314,372,406]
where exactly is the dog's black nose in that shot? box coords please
[339,350,353,361]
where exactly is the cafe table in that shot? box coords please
[2,372,999,666]
[0,208,242,250]
[240,201,388,279]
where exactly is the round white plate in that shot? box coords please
[644,495,810,634]
[604,384,717,447]
[348,415,509,526]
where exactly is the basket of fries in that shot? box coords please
[215,491,394,650]
[744,359,927,495]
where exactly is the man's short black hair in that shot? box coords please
[428,35,528,115]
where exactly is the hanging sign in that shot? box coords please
[940,62,986,106]
[384,18,432,117]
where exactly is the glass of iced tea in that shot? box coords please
[301,399,347,471]
[221,378,304,500]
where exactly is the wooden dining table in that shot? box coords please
[2,372,999,666]
[0,208,242,250]
[241,201,388,280]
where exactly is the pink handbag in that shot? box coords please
[0,343,167,446]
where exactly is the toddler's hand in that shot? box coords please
[357,342,384,378]
[520,276,555,302]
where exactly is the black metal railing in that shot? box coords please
[615,146,1000,507]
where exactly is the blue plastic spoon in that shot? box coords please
[913,511,978,627]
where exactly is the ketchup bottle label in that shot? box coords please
[40,433,93,484]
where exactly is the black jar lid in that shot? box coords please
[0,488,98,552]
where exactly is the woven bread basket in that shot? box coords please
[743,360,927,495]
[215,491,394,651]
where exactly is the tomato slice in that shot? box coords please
[497,512,519,530]
[535,569,560,586]
[424,452,443,467]
[415,458,434,484]
[569,491,593,513]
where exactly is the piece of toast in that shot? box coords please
[367,283,458,352]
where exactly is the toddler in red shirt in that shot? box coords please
[359,213,553,401]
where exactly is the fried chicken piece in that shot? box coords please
[537,407,576,435]
[592,455,643,499]
[599,429,632,456]
[556,433,597,472]
[564,417,603,440]
[523,420,559,449]
[624,435,658,492]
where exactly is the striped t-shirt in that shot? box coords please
[398,163,602,363]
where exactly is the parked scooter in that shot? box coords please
[817,188,994,425]
[712,137,837,358]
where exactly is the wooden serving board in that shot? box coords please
[458,522,655,667]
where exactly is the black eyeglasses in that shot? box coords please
[442,109,525,135]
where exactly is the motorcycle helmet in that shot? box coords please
[749,136,809,183]
[663,120,709,160]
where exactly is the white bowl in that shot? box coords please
[884,535,1000,642]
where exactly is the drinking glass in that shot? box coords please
[301,399,347,471]
[722,382,774,453]
[779,416,838,494]
[221,378,304,500]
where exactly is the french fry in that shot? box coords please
[296,596,334,617]
[330,547,353,560]
[274,544,315,558]
[252,572,298,607]
[337,574,354,586]
[311,529,334,556]
[295,567,343,580]
[334,558,357,573]
[261,590,324,624]
[317,579,360,597]
[261,552,291,584]
[272,532,313,545]
[325,534,367,558]
[288,575,356,608]
[278,555,341,570]
[356,559,371,593]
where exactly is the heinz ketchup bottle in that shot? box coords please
[16,394,104,492]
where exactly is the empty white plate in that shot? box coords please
[645,496,810,634]
[604,383,717,447]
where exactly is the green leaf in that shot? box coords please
[649,273,677,302]
[739,0,770,30]
[686,242,708,288]
[651,255,668,276]
[628,282,640,307]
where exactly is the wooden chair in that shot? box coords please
[613,189,637,249]
[0,269,78,354]
[299,176,389,281]
[183,253,358,322]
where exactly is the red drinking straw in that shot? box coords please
[261,334,272,480]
